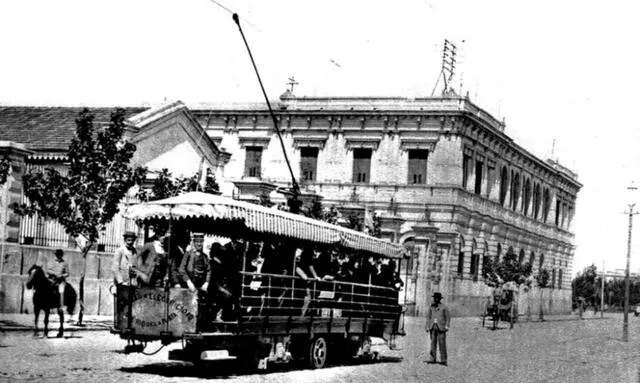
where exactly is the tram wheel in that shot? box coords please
[308,336,328,369]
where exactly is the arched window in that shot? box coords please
[529,251,536,267]
[496,243,503,262]
[533,183,541,220]
[518,249,525,264]
[499,166,509,206]
[523,178,532,215]
[470,239,479,280]
[457,235,465,276]
[558,269,563,289]
[542,188,551,222]
[511,172,520,211]
[539,253,545,269]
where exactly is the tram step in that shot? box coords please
[183,332,236,339]
[200,350,237,361]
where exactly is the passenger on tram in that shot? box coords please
[167,230,189,288]
[243,242,267,315]
[210,242,236,322]
[137,230,168,287]
[294,247,316,316]
[179,233,211,293]
[261,241,292,313]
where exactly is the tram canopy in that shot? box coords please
[124,192,407,259]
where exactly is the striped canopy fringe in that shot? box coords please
[124,192,407,258]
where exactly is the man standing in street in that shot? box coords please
[425,292,450,366]
[112,231,137,286]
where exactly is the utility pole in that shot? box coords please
[623,185,638,342]
[601,260,605,319]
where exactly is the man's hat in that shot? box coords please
[191,232,205,241]
[432,292,443,300]
[54,249,64,257]
[123,231,137,239]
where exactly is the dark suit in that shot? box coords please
[425,301,451,363]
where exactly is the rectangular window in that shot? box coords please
[558,269,563,289]
[407,149,428,184]
[457,251,464,275]
[462,155,472,189]
[352,148,372,183]
[474,160,483,195]
[244,146,262,178]
[300,147,318,182]
[486,166,495,198]
[555,200,561,226]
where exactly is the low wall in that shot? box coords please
[0,242,573,317]
[0,242,115,316]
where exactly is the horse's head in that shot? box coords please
[25,264,45,290]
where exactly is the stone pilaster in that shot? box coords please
[378,215,405,243]
[412,222,439,316]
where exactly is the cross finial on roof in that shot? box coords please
[287,76,299,93]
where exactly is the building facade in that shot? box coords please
[192,94,581,316]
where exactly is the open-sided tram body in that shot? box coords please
[111,192,407,369]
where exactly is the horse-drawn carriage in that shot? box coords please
[481,281,519,330]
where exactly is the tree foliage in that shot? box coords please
[571,264,598,306]
[137,167,220,202]
[14,108,146,246]
[13,108,146,325]
[535,268,551,288]
[0,157,11,185]
[482,247,533,288]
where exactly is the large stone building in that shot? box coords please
[191,93,581,316]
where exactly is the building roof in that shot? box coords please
[0,106,147,152]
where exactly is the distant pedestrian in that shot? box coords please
[425,292,450,366]
[112,231,137,285]
[46,249,69,309]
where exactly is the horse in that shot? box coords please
[25,264,77,338]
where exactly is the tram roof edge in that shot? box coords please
[125,192,407,259]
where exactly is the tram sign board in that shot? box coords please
[114,286,198,337]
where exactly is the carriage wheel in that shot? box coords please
[308,336,328,369]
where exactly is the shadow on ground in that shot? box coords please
[119,355,403,379]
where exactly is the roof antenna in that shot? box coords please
[232,13,301,213]
[431,39,457,97]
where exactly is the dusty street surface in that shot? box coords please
[1,314,639,383]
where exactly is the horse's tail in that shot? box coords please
[65,284,78,315]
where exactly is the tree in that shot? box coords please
[0,157,11,185]
[137,167,220,202]
[14,108,146,325]
[572,264,599,309]
[535,268,551,321]
[482,247,533,288]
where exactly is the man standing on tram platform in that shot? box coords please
[112,231,137,285]
[425,292,450,366]
[180,233,211,293]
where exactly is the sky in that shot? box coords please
[1,0,639,276]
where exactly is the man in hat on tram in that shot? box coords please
[425,292,451,366]
[179,233,211,293]
[112,231,138,285]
